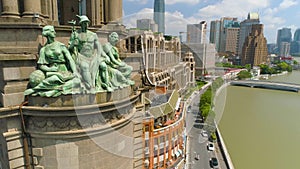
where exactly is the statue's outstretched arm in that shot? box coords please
[68,32,79,53]
[62,46,76,72]
[109,50,122,66]
[95,35,111,63]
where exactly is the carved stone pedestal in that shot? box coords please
[22,88,140,169]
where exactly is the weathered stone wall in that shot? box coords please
[31,120,134,169]
[0,107,25,169]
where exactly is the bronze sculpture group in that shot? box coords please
[24,15,134,97]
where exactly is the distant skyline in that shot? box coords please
[123,0,300,44]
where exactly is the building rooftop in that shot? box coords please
[248,12,259,20]
[148,90,179,118]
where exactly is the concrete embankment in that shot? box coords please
[215,126,235,169]
[214,82,235,169]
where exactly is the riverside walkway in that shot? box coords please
[230,80,300,92]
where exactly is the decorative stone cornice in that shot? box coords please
[22,89,141,139]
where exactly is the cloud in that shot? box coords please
[165,11,193,35]
[278,0,298,9]
[259,0,298,42]
[165,0,200,5]
[264,0,298,15]
[126,0,148,4]
[123,8,154,28]
[122,8,197,38]
[197,0,270,20]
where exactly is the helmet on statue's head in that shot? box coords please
[77,15,90,24]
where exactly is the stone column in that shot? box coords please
[41,0,49,18]
[89,0,102,26]
[117,0,123,21]
[1,0,20,18]
[107,0,122,23]
[134,36,138,52]
[22,0,42,18]
[50,0,59,22]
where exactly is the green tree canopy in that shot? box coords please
[237,70,252,80]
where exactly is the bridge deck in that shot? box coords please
[230,80,300,93]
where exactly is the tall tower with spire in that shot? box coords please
[154,0,165,34]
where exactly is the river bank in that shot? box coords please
[216,72,300,169]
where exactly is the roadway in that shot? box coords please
[185,90,228,169]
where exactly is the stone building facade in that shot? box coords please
[120,30,194,169]
[241,24,268,66]
[122,30,194,95]
[181,43,216,77]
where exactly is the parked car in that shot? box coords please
[201,130,208,137]
[207,143,215,151]
[210,157,219,168]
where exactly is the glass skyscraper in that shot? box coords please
[276,28,292,46]
[277,28,292,56]
[290,28,300,55]
[154,0,165,34]
[293,29,300,41]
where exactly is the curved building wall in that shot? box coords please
[143,101,185,169]
[143,119,185,169]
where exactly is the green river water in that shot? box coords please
[216,70,300,169]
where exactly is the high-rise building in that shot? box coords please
[293,28,300,41]
[267,43,277,54]
[154,0,165,34]
[277,28,292,46]
[290,28,300,55]
[181,43,216,76]
[187,21,207,44]
[237,12,260,57]
[241,24,268,66]
[225,27,240,54]
[210,18,240,54]
[137,19,158,32]
[290,41,300,55]
[209,20,221,51]
[279,42,291,57]
[219,17,238,53]
[276,28,292,56]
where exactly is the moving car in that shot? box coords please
[210,157,219,169]
[201,130,208,137]
[207,143,215,151]
[194,154,200,160]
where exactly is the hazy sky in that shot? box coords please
[122,0,300,43]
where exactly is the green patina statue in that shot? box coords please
[25,15,135,97]
[103,32,134,85]
[24,25,82,97]
[68,15,113,92]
